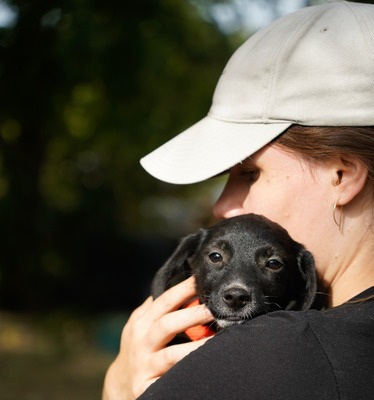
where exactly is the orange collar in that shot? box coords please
[184,298,216,341]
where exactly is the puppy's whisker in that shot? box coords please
[264,301,282,309]
[315,291,331,297]
[207,321,217,330]
[241,309,255,321]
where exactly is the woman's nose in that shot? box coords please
[213,175,246,219]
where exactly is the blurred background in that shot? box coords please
[0,0,360,398]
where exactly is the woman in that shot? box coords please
[103,2,374,399]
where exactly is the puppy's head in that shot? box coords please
[151,214,316,329]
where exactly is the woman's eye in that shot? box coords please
[266,259,284,270]
[240,169,259,183]
[209,252,223,263]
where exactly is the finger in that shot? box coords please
[148,304,214,349]
[150,277,198,318]
[149,335,214,378]
[124,278,201,346]
[163,304,214,333]
[130,296,153,321]
[119,296,154,345]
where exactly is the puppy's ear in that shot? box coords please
[151,229,206,299]
[295,249,317,310]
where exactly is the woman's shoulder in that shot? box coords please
[199,286,374,399]
[139,288,374,400]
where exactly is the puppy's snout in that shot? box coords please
[223,287,251,310]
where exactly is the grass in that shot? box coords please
[0,310,129,400]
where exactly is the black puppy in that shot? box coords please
[152,213,316,331]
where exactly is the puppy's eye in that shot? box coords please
[208,252,223,263]
[266,259,284,270]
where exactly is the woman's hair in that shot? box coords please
[274,125,374,188]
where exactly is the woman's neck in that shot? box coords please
[325,224,374,307]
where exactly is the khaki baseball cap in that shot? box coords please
[140,1,374,184]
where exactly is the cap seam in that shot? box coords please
[206,112,294,124]
[346,1,374,63]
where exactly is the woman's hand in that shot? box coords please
[102,277,215,400]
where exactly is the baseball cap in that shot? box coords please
[140,1,374,184]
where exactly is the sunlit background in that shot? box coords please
[0,0,350,398]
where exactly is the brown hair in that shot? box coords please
[274,125,374,187]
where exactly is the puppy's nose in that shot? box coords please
[223,287,251,310]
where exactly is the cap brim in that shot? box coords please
[140,116,292,184]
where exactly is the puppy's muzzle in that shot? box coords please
[209,284,257,328]
[222,286,251,311]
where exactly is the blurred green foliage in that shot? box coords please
[0,0,236,311]
[0,0,344,312]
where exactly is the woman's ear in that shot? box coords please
[332,157,368,206]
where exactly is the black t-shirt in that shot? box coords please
[138,287,374,399]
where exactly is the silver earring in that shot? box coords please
[333,202,343,232]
